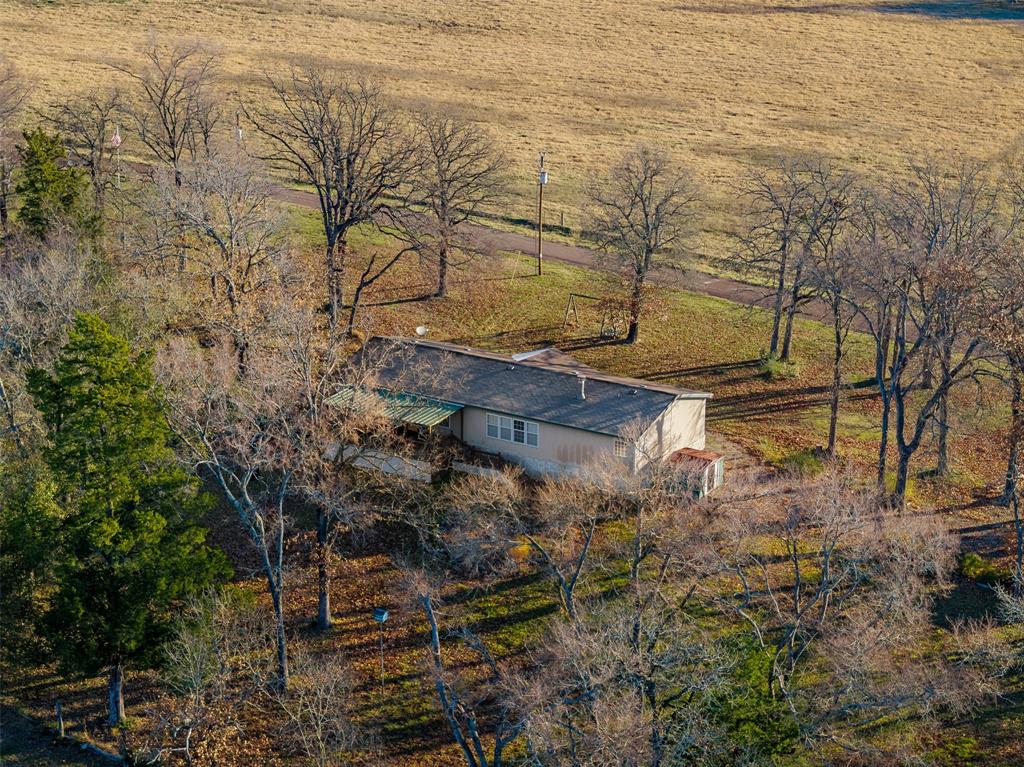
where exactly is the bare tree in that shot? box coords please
[986,195,1024,587]
[716,468,983,754]
[803,167,856,456]
[845,187,911,490]
[45,88,123,215]
[245,66,416,325]
[519,474,611,623]
[524,599,733,767]
[399,113,505,298]
[434,468,525,579]
[993,154,1024,513]
[273,312,410,631]
[847,159,1009,504]
[152,144,288,369]
[586,144,700,344]
[148,589,276,765]
[113,37,220,185]
[0,54,28,240]
[899,160,1008,478]
[735,157,855,364]
[522,474,729,767]
[734,158,813,360]
[273,647,366,767]
[0,234,95,457]
[888,160,1004,497]
[161,338,294,690]
[413,573,529,767]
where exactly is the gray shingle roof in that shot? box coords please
[359,337,711,437]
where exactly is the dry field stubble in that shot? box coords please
[2,0,1023,249]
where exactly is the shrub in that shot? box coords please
[960,553,1011,586]
[759,353,801,381]
[780,447,826,477]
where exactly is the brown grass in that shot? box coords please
[3,0,1023,243]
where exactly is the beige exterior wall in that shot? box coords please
[635,398,707,469]
[459,406,625,476]
[449,397,707,477]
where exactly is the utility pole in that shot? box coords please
[536,152,548,276]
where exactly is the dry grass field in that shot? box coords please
[3,0,1023,240]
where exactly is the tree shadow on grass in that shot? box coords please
[450,325,563,349]
[646,358,762,380]
[931,577,1001,626]
[708,385,879,421]
[665,0,1024,21]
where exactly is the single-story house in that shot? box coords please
[334,337,724,489]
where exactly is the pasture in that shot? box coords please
[3,0,1023,255]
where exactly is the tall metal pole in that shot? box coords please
[378,621,386,696]
[536,152,546,276]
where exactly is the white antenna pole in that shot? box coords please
[110,125,124,253]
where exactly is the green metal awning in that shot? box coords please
[326,385,463,428]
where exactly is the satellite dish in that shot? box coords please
[415,325,429,337]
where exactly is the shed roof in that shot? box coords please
[326,385,463,428]
[357,337,710,438]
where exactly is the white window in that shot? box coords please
[614,438,630,458]
[486,413,539,448]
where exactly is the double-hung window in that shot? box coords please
[486,413,539,447]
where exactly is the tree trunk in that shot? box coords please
[892,362,911,509]
[1002,370,1022,507]
[768,245,789,356]
[625,318,639,344]
[107,663,125,727]
[878,395,891,490]
[436,242,449,298]
[325,236,340,324]
[420,594,480,767]
[0,161,9,239]
[0,376,25,457]
[935,389,950,477]
[894,448,912,511]
[827,299,843,457]
[316,510,332,631]
[270,586,288,690]
[875,316,894,489]
[780,263,803,362]
[921,346,934,390]
[935,341,953,476]
[346,282,364,336]
[1012,490,1023,593]
[780,306,797,362]
[626,268,645,344]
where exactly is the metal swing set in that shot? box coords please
[561,292,628,339]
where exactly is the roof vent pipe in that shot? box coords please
[577,372,587,400]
